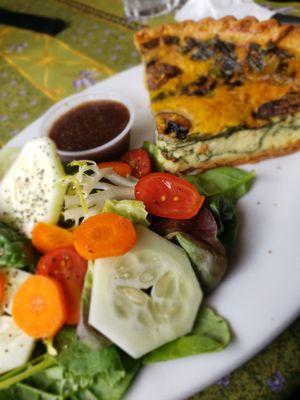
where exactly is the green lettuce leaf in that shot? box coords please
[0,324,140,400]
[0,221,37,269]
[103,199,149,226]
[55,328,125,387]
[0,357,140,400]
[184,167,255,203]
[74,353,141,400]
[142,141,164,172]
[0,147,20,181]
[0,383,62,400]
[77,261,111,350]
[22,365,73,399]
[143,307,231,364]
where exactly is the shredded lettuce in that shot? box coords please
[60,175,88,213]
[143,307,231,363]
[102,200,149,226]
[60,161,136,227]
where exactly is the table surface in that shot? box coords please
[0,1,299,399]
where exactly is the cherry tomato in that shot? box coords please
[98,161,132,177]
[121,149,151,178]
[135,173,205,219]
[36,247,88,325]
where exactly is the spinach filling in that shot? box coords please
[158,117,300,165]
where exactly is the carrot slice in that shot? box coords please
[73,213,136,260]
[32,222,73,254]
[12,275,67,338]
[98,161,132,177]
[0,273,6,305]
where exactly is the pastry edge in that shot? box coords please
[134,16,295,49]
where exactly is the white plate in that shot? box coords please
[5,66,300,400]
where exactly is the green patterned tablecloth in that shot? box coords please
[0,1,299,398]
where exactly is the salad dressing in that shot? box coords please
[49,100,130,152]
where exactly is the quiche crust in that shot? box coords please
[134,17,300,173]
[135,17,291,47]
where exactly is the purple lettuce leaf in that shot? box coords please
[151,208,227,292]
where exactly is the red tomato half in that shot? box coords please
[36,247,88,325]
[135,173,205,220]
[121,149,151,178]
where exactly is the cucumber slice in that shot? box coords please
[0,315,35,374]
[0,268,31,315]
[0,138,65,238]
[89,226,202,358]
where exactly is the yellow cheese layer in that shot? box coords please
[151,80,293,136]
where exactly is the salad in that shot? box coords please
[0,137,255,399]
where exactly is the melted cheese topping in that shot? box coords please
[149,53,214,99]
[143,39,300,136]
[151,80,293,136]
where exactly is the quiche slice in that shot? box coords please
[134,16,300,173]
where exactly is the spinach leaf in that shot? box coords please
[184,167,255,203]
[143,307,231,363]
[0,222,37,269]
[209,196,238,249]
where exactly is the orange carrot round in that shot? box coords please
[73,213,136,260]
[0,273,6,305]
[98,161,132,177]
[32,222,73,254]
[12,275,67,338]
